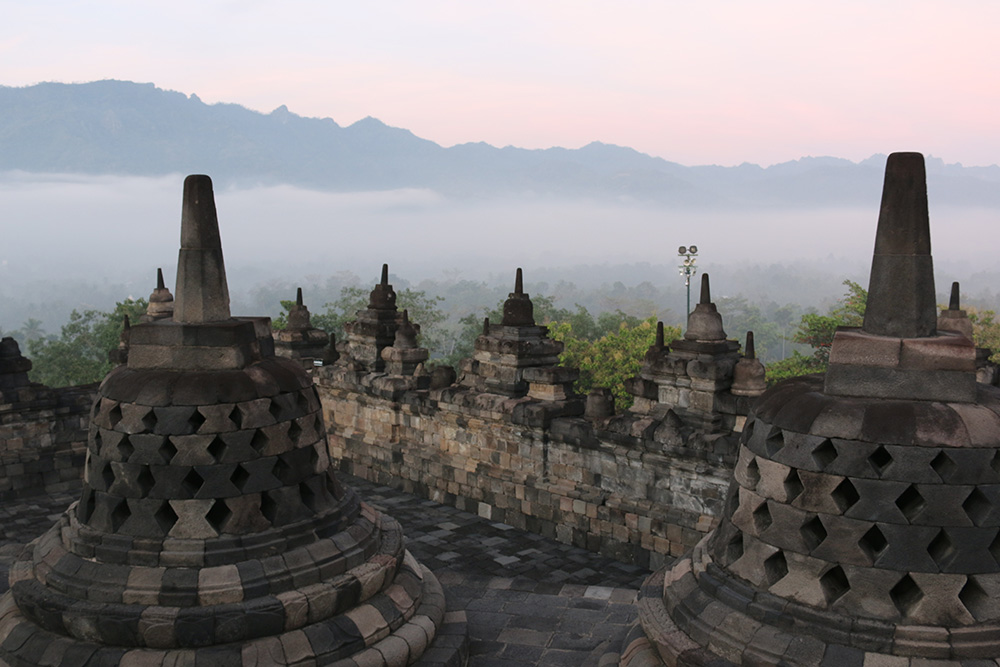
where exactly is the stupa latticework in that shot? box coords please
[621,153,1000,665]
[0,176,464,666]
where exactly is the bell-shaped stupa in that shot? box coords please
[0,175,464,665]
[621,153,1000,665]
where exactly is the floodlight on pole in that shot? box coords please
[678,245,699,318]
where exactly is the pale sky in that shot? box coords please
[3,1,999,166]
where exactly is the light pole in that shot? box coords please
[678,245,698,317]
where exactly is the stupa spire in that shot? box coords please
[862,152,936,338]
[173,175,231,323]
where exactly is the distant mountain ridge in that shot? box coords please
[2,80,998,207]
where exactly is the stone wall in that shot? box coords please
[0,382,96,499]
[316,367,737,570]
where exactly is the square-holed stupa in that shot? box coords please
[0,176,466,666]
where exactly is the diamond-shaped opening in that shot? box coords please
[783,469,803,503]
[765,426,785,457]
[78,488,96,523]
[859,524,888,563]
[272,457,292,484]
[831,478,860,513]
[188,409,206,433]
[744,458,760,490]
[136,467,155,497]
[300,481,317,512]
[158,439,177,464]
[205,499,231,534]
[296,391,310,415]
[101,462,115,491]
[990,532,1000,566]
[91,400,102,419]
[763,551,788,586]
[228,405,242,429]
[117,435,134,462]
[288,420,302,445]
[741,419,755,445]
[251,430,269,453]
[230,464,250,492]
[963,488,992,527]
[960,576,990,620]
[896,485,926,522]
[141,407,157,431]
[260,491,279,524]
[752,501,772,534]
[890,574,924,617]
[868,445,893,476]
[927,529,955,569]
[726,532,744,564]
[182,468,205,497]
[154,501,178,535]
[309,444,320,469]
[930,450,957,482]
[269,399,283,422]
[801,515,827,551]
[108,403,122,428]
[992,451,1000,477]
[207,436,227,462]
[92,429,103,453]
[811,439,837,469]
[819,565,850,605]
[110,498,131,532]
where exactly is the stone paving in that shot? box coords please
[0,474,652,666]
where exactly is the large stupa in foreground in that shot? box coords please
[621,152,1000,665]
[0,176,466,666]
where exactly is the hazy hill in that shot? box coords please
[2,80,999,207]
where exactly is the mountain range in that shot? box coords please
[2,80,999,208]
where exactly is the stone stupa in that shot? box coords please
[0,175,466,666]
[621,152,1000,665]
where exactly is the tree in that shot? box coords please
[28,299,148,387]
[550,316,680,410]
[763,280,867,385]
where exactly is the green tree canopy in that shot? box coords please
[28,299,148,387]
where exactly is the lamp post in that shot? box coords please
[678,245,698,317]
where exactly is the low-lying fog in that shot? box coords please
[2,172,998,334]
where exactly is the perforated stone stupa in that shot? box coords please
[0,176,465,666]
[621,153,1000,665]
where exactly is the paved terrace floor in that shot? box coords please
[0,474,654,666]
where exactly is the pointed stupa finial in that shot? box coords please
[745,331,756,359]
[502,268,534,326]
[156,267,165,290]
[732,330,766,396]
[656,321,665,348]
[483,317,490,336]
[367,264,396,310]
[861,152,936,338]
[393,309,418,349]
[122,314,131,333]
[684,273,727,341]
[937,280,973,340]
[173,175,231,323]
[296,287,303,307]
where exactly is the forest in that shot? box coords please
[9,270,1000,410]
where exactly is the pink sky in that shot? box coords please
[3,1,999,166]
